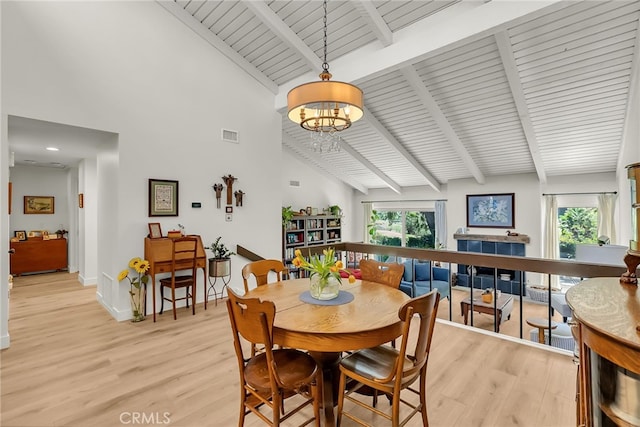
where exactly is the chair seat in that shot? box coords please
[341,346,413,386]
[160,275,194,288]
[245,348,317,391]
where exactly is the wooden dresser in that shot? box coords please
[566,277,640,426]
[10,238,68,276]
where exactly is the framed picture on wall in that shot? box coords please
[466,193,515,228]
[24,196,55,214]
[148,179,179,217]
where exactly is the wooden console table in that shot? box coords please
[10,238,68,275]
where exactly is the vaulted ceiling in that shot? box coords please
[162,0,639,195]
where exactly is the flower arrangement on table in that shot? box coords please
[292,248,356,300]
[118,257,150,322]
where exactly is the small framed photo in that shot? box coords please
[306,206,312,215]
[466,193,515,228]
[225,206,233,214]
[24,196,55,214]
[148,222,163,239]
[43,230,50,240]
[14,230,26,241]
[149,179,179,217]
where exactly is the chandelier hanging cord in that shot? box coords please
[321,0,329,76]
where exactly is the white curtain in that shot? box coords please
[435,200,447,249]
[363,202,373,243]
[543,195,559,288]
[597,193,617,244]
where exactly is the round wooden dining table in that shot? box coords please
[244,278,409,427]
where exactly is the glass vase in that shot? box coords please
[309,275,340,300]
[130,285,146,322]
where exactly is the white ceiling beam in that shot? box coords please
[400,66,485,184]
[276,0,566,107]
[242,0,322,74]
[362,107,441,192]
[352,0,393,47]
[339,139,402,194]
[156,0,278,94]
[282,133,368,194]
[495,31,547,184]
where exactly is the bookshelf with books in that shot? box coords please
[283,215,342,277]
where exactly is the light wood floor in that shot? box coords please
[1,273,576,427]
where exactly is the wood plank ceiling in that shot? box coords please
[163,0,640,194]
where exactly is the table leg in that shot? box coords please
[537,327,545,344]
[309,351,341,427]
[496,310,502,333]
[461,303,469,325]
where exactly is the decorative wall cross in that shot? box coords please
[212,183,224,208]
[222,174,237,205]
[234,190,245,207]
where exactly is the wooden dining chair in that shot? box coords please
[241,259,288,293]
[359,259,404,289]
[226,288,321,427]
[159,236,198,320]
[336,289,441,427]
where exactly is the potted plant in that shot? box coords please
[206,236,235,277]
[329,205,342,217]
[282,206,294,227]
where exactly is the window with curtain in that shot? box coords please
[369,210,436,249]
[558,207,598,259]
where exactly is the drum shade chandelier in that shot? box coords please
[287,0,363,152]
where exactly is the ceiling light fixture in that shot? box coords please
[46,147,59,151]
[286,0,363,153]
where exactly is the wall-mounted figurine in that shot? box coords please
[222,174,237,205]
[234,190,245,207]
[213,183,224,208]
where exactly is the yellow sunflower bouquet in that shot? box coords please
[118,257,150,322]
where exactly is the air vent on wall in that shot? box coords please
[222,129,239,144]
[289,180,300,187]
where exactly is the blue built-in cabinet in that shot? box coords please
[454,234,529,296]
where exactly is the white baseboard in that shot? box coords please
[0,332,10,349]
[78,273,97,286]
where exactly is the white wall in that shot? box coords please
[353,172,619,260]
[1,0,8,348]
[78,158,98,285]
[9,166,70,239]
[282,150,355,241]
[2,1,282,323]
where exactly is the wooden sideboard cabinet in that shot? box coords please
[566,277,640,427]
[10,238,68,276]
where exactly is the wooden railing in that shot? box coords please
[290,241,632,349]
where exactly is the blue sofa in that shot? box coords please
[399,260,450,300]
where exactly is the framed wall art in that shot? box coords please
[148,222,163,239]
[466,193,515,229]
[24,196,55,214]
[149,179,179,217]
